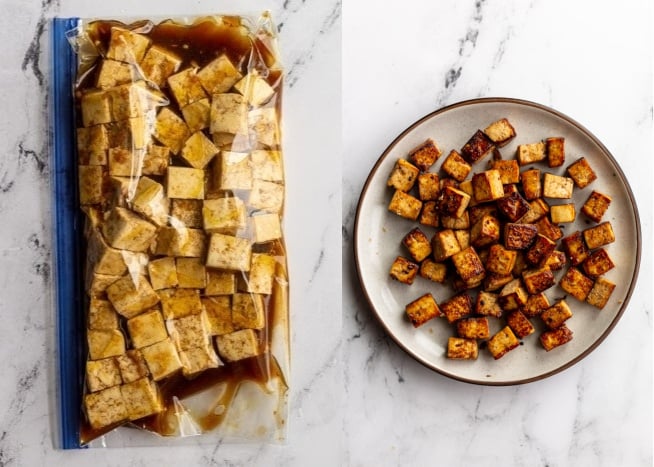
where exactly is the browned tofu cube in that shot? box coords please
[545,137,565,168]
[472,170,504,202]
[541,300,573,329]
[470,215,501,248]
[541,250,567,271]
[469,204,499,226]
[483,118,516,147]
[475,291,502,317]
[405,293,441,327]
[517,141,546,166]
[520,293,550,318]
[457,180,477,208]
[440,178,459,190]
[402,228,432,262]
[502,183,519,196]
[526,234,557,266]
[388,189,422,220]
[440,211,470,230]
[519,198,549,224]
[506,310,535,338]
[387,159,419,192]
[582,248,615,278]
[504,223,538,250]
[581,191,612,223]
[408,139,442,171]
[583,222,615,249]
[535,217,563,242]
[498,278,528,311]
[550,203,576,223]
[438,186,471,218]
[567,157,597,188]
[454,229,471,250]
[419,259,448,283]
[559,267,594,301]
[511,251,529,276]
[586,277,616,309]
[441,293,472,324]
[456,317,490,339]
[451,247,485,282]
[490,159,520,184]
[540,325,573,351]
[417,173,440,201]
[486,244,517,275]
[432,229,462,261]
[487,326,520,359]
[389,256,419,284]
[521,267,555,294]
[496,191,530,222]
[418,201,439,227]
[561,231,590,266]
[520,169,542,201]
[461,130,495,163]
[482,273,514,292]
[543,173,574,199]
[447,337,478,360]
[441,150,471,182]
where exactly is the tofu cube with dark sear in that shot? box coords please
[521,267,555,294]
[496,191,530,222]
[438,186,471,218]
[581,191,612,223]
[483,118,516,147]
[540,325,573,351]
[543,173,574,199]
[504,223,538,250]
[418,201,439,227]
[502,184,519,196]
[470,215,501,248]
[475,291,503,317]
[517,141,546,166]
[451,247,486,283]
[441,293,473,324]
[472,170,504,202]
[432,229,462,261]
[526,234,557,266]
[402,228,432,262]
[545,137,565,168]
[559,267,594,301]
[520,169,542,201]
[567,157,597,188]
[550,203,576,223]
[440,178,459,190]
[456,317,490,339]
[408,139,442,171]
[586,277,616,309]
[487,326,520,359]
[388,189,423,221]
[389,256,419,284]
[440,211,470,230]
[583,222,615,249]
[441,150,472,182]
[405,293,441,327]
[582,248,615,278]
[541,250,567,271]
[387,159,420,192]
[506,310,535,338]
[461,130,495,163]
[417,173,440,200]
[520,293,551,318]
[483,273,514,292]
[535,217,563,242]
[447,337,478,360]
[541,300,573,329]
[419,259,448,283]
[490,159,520,184]
[519,198,549,224]
[486,244,517,275]
[498,278,528,311]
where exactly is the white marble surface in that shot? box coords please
[343,1,652,466]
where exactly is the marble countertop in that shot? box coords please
[0,0,650,466]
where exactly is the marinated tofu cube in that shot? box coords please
[583,222,615,249]
[559,267,594,301]
[101,207,157,252]
[158,288,203,319]
[582,248,615,278]
[441,150,471,182]
[461,130,495,163]
[176,257,207,289]
[520,293,551,318]
[388,189,422,221]
[106,27,150,63]
[166,166,205,199]
[419,259,448,283]
[181,131,219,169]
[181,98,211,133]
[483,118,516,147]
[179,345,222,376]
[405,293,441,327]
[487,326,520,359]
[210,93,248,135]
[586,277,616,309]
[203,197,247,234]
[107,147,143,177]
[251,150,284,183]
[142,144,170,176]
[106,274,160,319]
[139,44,182,87]
[95,59,137,89]
[88,329,126,360]
[249,107,280,147]
[240,253,276,294]
[545,137,565,168]
[84,385,128,429]
[418,201,439,228]
[498,278,528,311]
[115,350,149,384]
[447,337,478,360]
[517,141,546,166]
[417,173,440,201]
[456,317,490,339]
[540,325,573,351]
[504,223,538,250]
[81,90,112,127]
[216,329,261,362]
[550,203,576,223]
[153,227,206,258]
[440,211,470,230]
[77,125,109,165]
[168,68,207,108]
[567,157,597,188]
[521,267,555,294]
[202,296,234,335]
[154,107,190,155]
[581,191,612,223]
[486,244,517,275]
[197,54,243,95]
[541,300,573,329]
[561,231,590,266]
[432,229,461,261]
[518,198,549,224]
[120,377,163,421]
[107,83,155,122]
[520,169,542,200]
[251,213,282,243]
[482,273,514,293]
[542,250,567,271]
[141,338,182,381]
[170,199,203,229]
[79,165,104,205]
[408,139,442,171]
[88,298,120,330]
[535,217,563,242]
[496,191,530,222]
[205,271,237,296]
[451,247,485,283]
[234,71,275,106]
[506,310,535,338]
[387,158,420,193]
[106,114,150,150]
[206,233,252,271]
[214,151,252,190]
[132,176,168,226]
[472,170,504,202]
[441,293,472,324]
[127,309,168,349]
[526,234,557,266]
[167,311,211,351]
[86,358,122,393]
[86,272,121,297]
[389,256,419,284]
[475,291,502,317]
[543,173,574,199]
[490,159,520,184]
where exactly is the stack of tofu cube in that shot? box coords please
[77,25,285,430]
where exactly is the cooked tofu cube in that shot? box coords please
[512,251,529,276]
[541,300,573,329]
[167,67,207,108]
[251,150,284,183]
[248,107,280,147]
[419,259,448,283]
[540,325,573,351]
[418,201,439,228]
[550,203,576,223]
[454,230,470,250]
[139,44,182,87]
[95,59,137,89]
[240,253,276,294]
[203,197,247,234]
[106,27,150,63]
[166,166,205,200]
[120,377,163,421]
[142,144,170,176]
[586,277,616,309]
[78,165,104,205]
[517,141,546,166]
[115,350,149,384]
[408,139,442,171]
[179,345,222,376]
[441,293,472,324]
[180,131,219,169]
[181,98,211,133]
[251,213,282,243]
[86,358,122,393]
[518,198,549,224]
[483,118,516,147]
[206,233,252,271]
[389,256,419,284]
[131,176,169,226]
[106,274,160,319]
[496,191,530,222]
[154,107,190,155]
[176,257,207,289]
[248,179,283,217]
[81,90,112,127]
[438,186,471,218]
[400,228,431,262]
[506,310,535,338]
[520,169,542,200]
[170,199,203,229]
[88,298,120,330]
[141,337,182,381]
[545,137,565,168]
[387,158,420,193]
[101,207,157,252]
[451,247,485,283]
[504,223,538,250]
[559,267,594,301]
[158,288,203,319]
[581,191,612,223]
[417,173,440,201]
[487,326,520,359]
[456,317,490,339]
[469,215,500,249]
[498,278,528,311]
[214,151,252,190]
[205,271,237,296]
[582,248,615,278]
[87,329,126,360]
[77,125,109,165]
[469,204,498,226]
[457,180,477,207]
[525,234,557,266]
[432,229,461,261]
[485,244,517,276]
[535,217,563,242]
[440,211,470,230]
[542,250,567,271]
[543,173,574,199]
[197,54,243,95]
[441,150,471,182]
[482,273,514,293]
[388,189,422,221]
[405,293,441,327]
[234,71,275,106]
[153,227,206,258]
[210,93,248,135]
[475,291,502,317]
[447,337,478,360]
[520,293,550,318]
[166,311,211,351]
[216,329,261,362]
[583,222,615,249]
[107,148,143,177]
[490,159,520,184]
[567,157,597,188]
[561,231,590,266]
[127,309,168,349]
[440,178,459,190]
[502,184,519,196]
[521,267,555,295]
[472,170,504,202]
[84,385,127,429]
[202,296,234,335]
[461,130,495,163]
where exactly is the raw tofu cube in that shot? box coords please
[106,27,150,63]
[108,148,143,177]
[543,173,574,199]
[140,45,182,87]
[583,222,615,249]
[153,227,206,257]
[81,90,112,127]
[388,189,422,221]
[205,271,237,296]
[408,139,442,172]
[559,267,594,301]
[167,67,207,107]
[216,329,261,362]
[521,293,551,317]
[154,108,190,155]
[582,248,615,278]
[487,326,520,359]
[249,107,280,147]
[179,345,222,376]
[472,170,504,202]
[475,291,502,317]
[251,213,282,243]
[461,130,495,163]
[546,137,565,168]
[202,296,234,335]
[561,231,590,266]
[206,233,252,271]
[451,247,485,282]
[447,337,478,360]
[166,311,211,351]
[214,151,252,190]
[101,207,157,252]
[170,199,203,229]
[232,293,266,330]
[520,169,541,200]
[405,293,441,327]
[517,141,546,166]
[127,309,168,348]
[251,150,284,182]
[86,358,122,392]
[540,325,573,351]
[418,201,439,228]
[586,277,616,309]
[440,211,470,230]
[158,288,202,319]
[550,203,576,223]
[535,217,563,242]
[521,267,555,294]
[519,198,549,224]
[506,310,535,338]
[166,166,205,199]
[181,98,211,133]
[88,298,120,330]
[389,256,419,284]
[486,244,517,276]
[581,191,612,223]
[106,274,160,319]
[483,118,516,147]
[567,157,597,188]
[203,197,247,234]
[419,259,447,283]
[541,300,573,329]
[79,165,104,205]
[490,159,520,184]
[141,338,182,381]
[432,229,461,261]
[402,228,432,262]
[441,150,471,182]
[417,173,440,201]
[96,59,137,89]
[176,257,207,289]
[132,176,169,226]
[503,223,538,250]
[84,386,127,429]
[87,329,126,360]
[496,192,530,222]
[142,144,170,176]
[441,293,472,324]
[77,125,109,165]
[438,186,471,218]
[234,71,275,106]
[248,179,284,212]
[181,131,219,169]
[120,377,163,421]
[456,317,490,339]
[116,350,150,383]
[210,93,248,135]
[498,278,528,311]
[241,253,276,294]
[526,234,557,266]
[197,54,243,94]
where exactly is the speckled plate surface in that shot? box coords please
[354,98,641,385]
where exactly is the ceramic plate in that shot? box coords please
[354,98,641,385]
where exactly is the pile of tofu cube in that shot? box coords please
[77,24,285,431]
[386,118,616,361]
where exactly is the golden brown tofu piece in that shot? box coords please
[388,189,422,220]
[432,229,462,261]
[475,291,503,317]
[454,229,471,250]
[583,222,615,249]
[535,217,563,242]
[586,277,616,309]
[451,247,485,283]
[417,173,440,201]
[541,250,567,271]
[389,256,419,285]
[521,267,555,294]
[440,178,459,190]
[506,310,535,338]
[461,130,495,163]
[567,157,597,188]
[402,228,432,262]
[456,317,490,339]
[487,326,520,359]
[438,186,471,218]
[483,118,516,147]
[387,158,420,192]
[582,248,615,278]
[498,278,528,311]
[408,139,442,171]
[502,183,519,196]
[496,191,530,222]
[517,141,546,166]
[469,204,499,226]
[490,159,520,184]
[470,215,501,248]
[520,293,550,318]
[543,173,574,199]
[482,273,514,292]
[545,137,565,168]
[447,337,478,360]
[441,293,472,324]
[485,244,517,275]
[526,234,557,266]
[561,231,590,266]
[518,198,549,224]
[520,169,542,201]
[441,150,471,182]
[550,203,576,223]
[541,300,573,329]
[472,170,504,202]
[540,325,573,351]
[559,267,594,301]
[581,191,611,224]
[419,259,448,283]
[511,251,529,276]
[504,223,538,250]
[418,201,439,228]
[440,211,470,230]
[405,293,441,327]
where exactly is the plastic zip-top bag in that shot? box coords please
[50,12,289,449]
